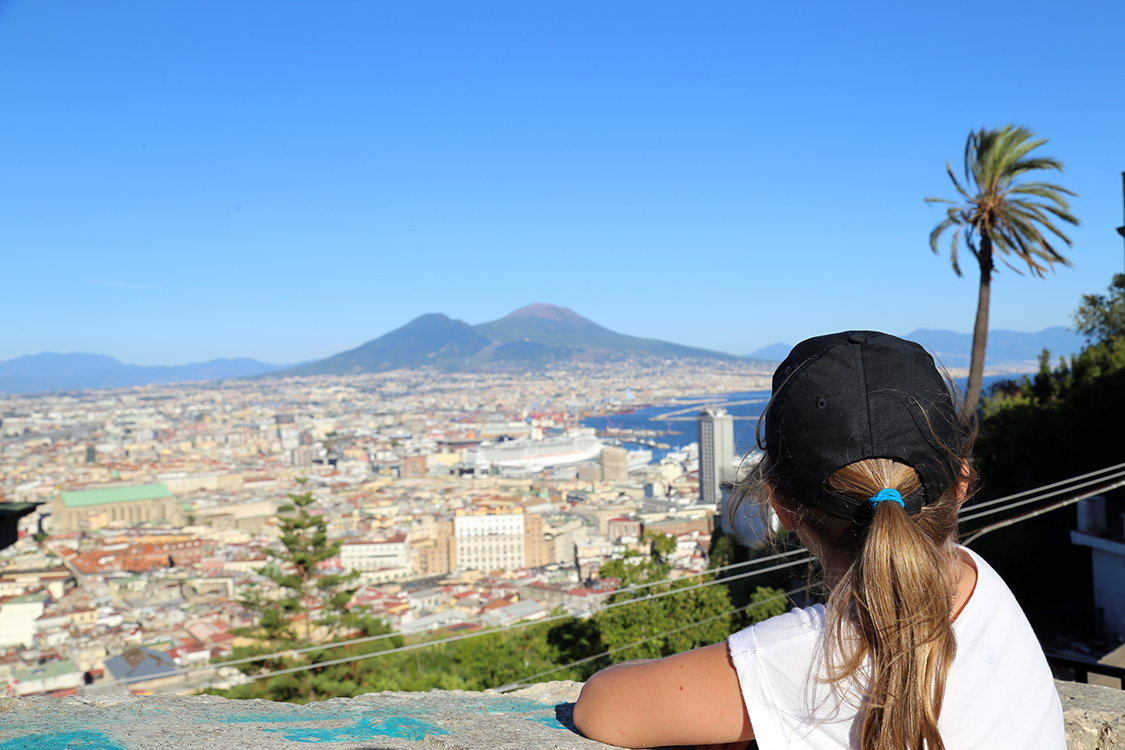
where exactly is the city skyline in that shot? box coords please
[3,2,1125,365]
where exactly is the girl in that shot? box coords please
[573,331,1065,750]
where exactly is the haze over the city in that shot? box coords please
[3,1,1124,366]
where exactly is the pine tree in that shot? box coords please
[223,478,394,701]
[235,478,358,645]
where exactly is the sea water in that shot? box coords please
[580,390,771,462]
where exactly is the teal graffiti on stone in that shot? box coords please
[0,730,124,750]
[525,714,564,728]
[214,696,561,740]
[459,696,562,728]
[263,715,448,743]
[218,708,449,743]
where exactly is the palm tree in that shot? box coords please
[927,125,1078,418]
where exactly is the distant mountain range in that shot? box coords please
[0,354,288,394]
[278,303,740,376]
[748,327,1087,370]
[1,307,1090,395]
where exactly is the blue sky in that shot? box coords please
[3,1,1124,365]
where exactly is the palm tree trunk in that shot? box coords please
[963,237,994,419]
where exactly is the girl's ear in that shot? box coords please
[953,459,972,509]
[770,495,800,532]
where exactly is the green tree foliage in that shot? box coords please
[220,479,396,702]
[213,526,787,701]
[214,617,404,703]
[590,575,734,662]
[235,480,361,645]
[708,526,796,627]
[546,535,731,670]
[1074,273,1125,344]
[208,616,582,700]
[971,308,1125,641]
[978,336,1125,485]
[927,125,1078,417]
[550,533,787,679]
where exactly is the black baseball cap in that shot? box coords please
[763,331,964,520]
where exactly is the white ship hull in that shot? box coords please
[465,434,605,471]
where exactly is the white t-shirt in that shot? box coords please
[728,547,1065,749]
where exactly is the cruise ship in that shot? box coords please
[464,429,604,472]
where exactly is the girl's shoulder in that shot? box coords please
[728,604,827,657]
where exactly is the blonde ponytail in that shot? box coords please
[819,458,966,750]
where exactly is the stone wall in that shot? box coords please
[0,680,1119,749]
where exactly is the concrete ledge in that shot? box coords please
[1058,680,1125,750]
[0,680,1119,749]
[0,682,593,750]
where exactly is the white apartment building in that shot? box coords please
[339,535,410,573]
[454,510,525,572]
[0,592,48,648]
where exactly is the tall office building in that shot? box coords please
[697,407,734,506]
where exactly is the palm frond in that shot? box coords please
[928,123,1078,281]
[1001,138,1050,169]
[1007,202,1076,245]
[1006,157,1063,178]
[949,226,964,276]
[945,162,971,199]
[1003,215,1064,273]
[1018,180,1077,197]
[990,226,1041,276]
[929,216,958,255]
[1036,236,1072,267]
[1007,182,1078,204]
[1032,202,1080,228]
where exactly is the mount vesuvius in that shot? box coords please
[276,304,743,376]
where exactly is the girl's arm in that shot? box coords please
[572,641,754,749]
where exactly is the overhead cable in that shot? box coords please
[959,467,1125,524]
[962,479,1125,545]
[157,547,812,682]
[140,461,1125,693]
[183,557,813,692]
[494,585,805,693]
[961,460,1125,513]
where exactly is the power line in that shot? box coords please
[587,545,807,599]
[959,467,1125,524]
[176,548,807,679]
[115,554,812,693]
[146,462,1125,693]
[179,460,1116,692]
[961,479,1125,545]
[496,462,1125,693]
[962,460,1125,513]
[145,547,811,685]
[494,606,750,693]
[494,585,805,693]
[186,557,819,692]
[199,464,1123,685]
[210,556,813,689]
[92,548,815,692]
[501,463,1125,691]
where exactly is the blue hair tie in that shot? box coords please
[869,488,904,508]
